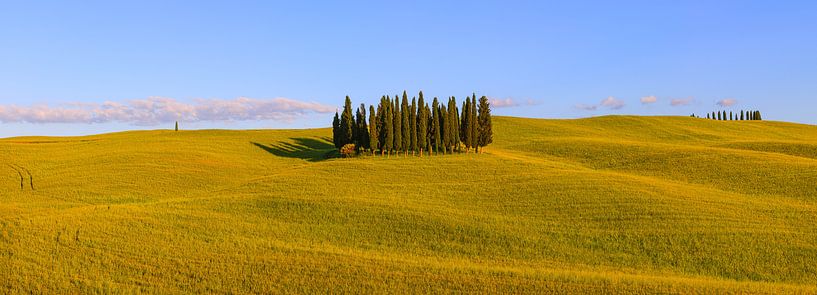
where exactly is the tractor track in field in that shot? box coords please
[7,164,34,191]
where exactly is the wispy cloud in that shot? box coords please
[670,97,694,106]
[600,96,625,109]
[488,97,539,108]
[640,96,657,104]
[0,97,335,125]
[716,98,738,107]
[576,96,625,111]
[574,104,598,111]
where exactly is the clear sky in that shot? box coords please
[1,0,815,137]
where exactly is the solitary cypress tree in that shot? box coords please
[477,96,493,152]
[339,96,355,147]
[369,105,378,154]
[410,97,417,155]
[431,97,441,154]
[175,121,179,131]
[417,93,428,156]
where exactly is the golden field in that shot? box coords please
[1,116,816,293]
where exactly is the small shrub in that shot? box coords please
[340,144,356,157]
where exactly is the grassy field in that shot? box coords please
[1,116,816,293]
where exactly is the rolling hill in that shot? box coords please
[1,116,816,293]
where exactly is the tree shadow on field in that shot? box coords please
[251,137,336,162]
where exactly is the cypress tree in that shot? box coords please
[393,96,402,154]
[717,111,721,120]
[340,96,354,146]
[712,112,717,120]
[706,113,710,119]
[410,97,418,155]
[740,110,744,120]
[756,111,762,121]
[417,93,428,156]
[469,95,478,152]
[461,97,472,152]
[477,96,493,152]
[449,97,460,152]
[401,92,410,155]
[369,105,378,155]
[175,121,179,131]
[440,104,448,153]
[722,111,727,121]
[382,97,394,155]
[431,97,441,154]
[332,112,341,148]
[356,104,369,151]
[729,111,733,121]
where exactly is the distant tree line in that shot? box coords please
[332,91,493,156]
[693,110,763,121]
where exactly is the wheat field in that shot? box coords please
[1,116,816,293]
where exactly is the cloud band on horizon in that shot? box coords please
[0,97,335,125]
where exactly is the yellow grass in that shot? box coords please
[1,116,816,293]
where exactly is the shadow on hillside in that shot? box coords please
[251,137,336,162]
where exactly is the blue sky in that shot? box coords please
[1,1,815,137]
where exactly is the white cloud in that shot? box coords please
[600,96,625,109]
[670,98,694,106]
[575,104,598,111]
[717,98,738,107]
[640,96,657,104]
[489,97,519,108]
[0,97,335,125]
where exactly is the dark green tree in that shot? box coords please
[175,121,179,132]
[755,110,762,121]
[417,92,428,156]
[469,95,478,152]
[729,111,733,121]
[706,113,710,119]
[449,97,460,152]
[477,96,493,152]
[340,96,355,146]
[410,97,417,155]
[393,96,402,153]
[369,105,378,154]
[717,111,722,120]
[440,104,448,153]
[740,110,745,120]
[382,97,394,155]
[431,97,441,154]
[722,110,727,121]
[461,97,472,152]
[401,92,410,155]
[332,112,341,148]
[356,104,369,151]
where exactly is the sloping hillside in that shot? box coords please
[1,116,816,293]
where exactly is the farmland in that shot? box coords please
[1,116,816,293]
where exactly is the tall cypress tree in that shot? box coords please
[449,97,460,152]
[740,110,744,120]
[369,105,378,154]
[356,104,369,151]
[383,97,394,155]
[431,97,441,154]
[756,111,762,121]
[722,111,727,121]
[461,97,472,152]
[410,97,418,155]
[332,111,341,148]
[712,111,717,120]
[440,104,449,154]
[477,95,493,152]
[417,93,428,156]
[340,96,355,147]
[401,92,410,155]
[729,111,733,121]
[393,96,402,153]
[706,113,710,119]
[470,95,478,151]
[717,111,722,120]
